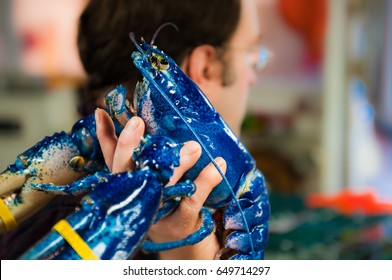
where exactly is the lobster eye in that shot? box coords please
[150,53,170,71]
[159,58,169,70]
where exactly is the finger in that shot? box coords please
[179,157,227,221]
[166,141,202,186]
[95,108,118,171]
[112,116,145,173]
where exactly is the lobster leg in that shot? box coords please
[154,200,180,223]
[153,179,196,222]
[30,171,111,196]
[142,207,214,252]
[162,180,196,200]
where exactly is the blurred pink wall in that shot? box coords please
[11,0,88,78]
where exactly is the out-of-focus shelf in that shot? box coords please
[248,77,322,114]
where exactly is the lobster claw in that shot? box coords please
[0,163,27,198]
[0,114,104,234]
[19,134,183,260]
[0,167,31,231]
[0,132,83,233]
[19,169,163,260]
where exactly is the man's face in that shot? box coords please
[210,0,261,136]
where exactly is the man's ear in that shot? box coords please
[183,45,222,89]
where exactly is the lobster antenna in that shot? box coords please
[137,65,256,256]
[129,32,145,54]
[150,22,179,45]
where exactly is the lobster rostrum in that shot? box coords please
[20,134,211,259]
[119,31,270,260]
[0,113,105,233]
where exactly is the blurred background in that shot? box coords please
[0,0,391,259]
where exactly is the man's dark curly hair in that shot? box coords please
[77,0,241,116]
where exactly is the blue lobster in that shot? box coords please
[129,34,270,259]
[1,31,270,260]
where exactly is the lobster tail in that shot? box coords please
[218,168,270,260]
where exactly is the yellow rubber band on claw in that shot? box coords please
[0,199,17,231]
[53,220,100,260]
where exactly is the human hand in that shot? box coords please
[94,108,225,259]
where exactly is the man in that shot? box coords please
[92,0,264,259]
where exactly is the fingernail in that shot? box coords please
[215,157,225,168]
[181,141,200,155]
[126,117,139,131]
[95,108,101,124]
